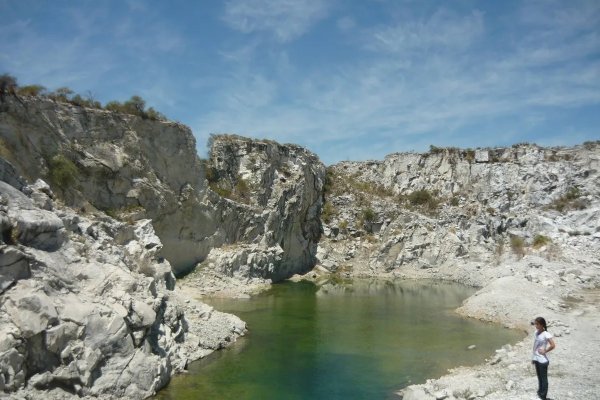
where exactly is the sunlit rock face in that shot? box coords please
[319,143,600,283]
[0,98,326,397]
[0,99,325,281]
[0,164,246,399]
[202,134,326,283]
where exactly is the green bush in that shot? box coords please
[362,208,376,223]
[104,96,165,120]
[0,74,18,94]
[510,235,525,258]
[429,145,444,154]
[407,189,439,212]
[533,235,551,249]
[49,87,74,102]
[234,178,251,203]
[339,219,348,231]
[208,182,231,197]
[322,201,335,223]
[550,186,586,212]
[464,149,475,163]
[17,84,46,97]
[48,154,79,189]
[408,189,432,206]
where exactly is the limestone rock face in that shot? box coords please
[0,165,246,399]
[0,99,325,281]
[320,143,600,284]
[203,135,325,282]
[0,97,210,272]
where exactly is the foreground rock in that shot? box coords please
[0,171,245,399]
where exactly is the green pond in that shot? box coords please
[155,280,523,399]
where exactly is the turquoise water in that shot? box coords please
[155,280,523,399]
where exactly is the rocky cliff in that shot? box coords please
[181,134,325,296]
[2,93,599,399]
[0,162,245,399]
[317,143,600,286]
[0,97,324,281]
[0,97,324,397]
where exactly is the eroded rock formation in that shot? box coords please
[0,98,325,281]
[318,143,600,284]
[0,166,245,398]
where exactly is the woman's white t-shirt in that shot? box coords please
[532,330,553,363]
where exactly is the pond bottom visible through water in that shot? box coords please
[156,280,524,400]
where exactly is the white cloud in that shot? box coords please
[337,16,355,32]
[222,0,330,42]
[192,0,600,164]
[367,8,485,54]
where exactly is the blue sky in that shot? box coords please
[1,0,599,164]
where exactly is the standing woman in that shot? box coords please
[532,317,556,400]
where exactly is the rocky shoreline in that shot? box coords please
[396,264,600,400]
[0,172,247,399]
[286,251,599,400]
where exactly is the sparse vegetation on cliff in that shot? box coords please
[407,189,439,211]
[533,234,551,249]
[1,72,166,120]
[549,186,587,212]
[510,235,525,258]
[47,154,79,189]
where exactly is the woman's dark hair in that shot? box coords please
[535,317,547,331]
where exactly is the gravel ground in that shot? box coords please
[394,257,600,400]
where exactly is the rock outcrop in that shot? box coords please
[192,135,325,286]
[0,165,246,399]
[0,98,325,397]
[0,98,325,282]
[318,143,600,285]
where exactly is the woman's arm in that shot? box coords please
[539,337,556,355]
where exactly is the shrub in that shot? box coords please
[464,149,475,163]
[66,94,100,109]
[209,183,232,198]
[550,186,586,212]
[429,145,444,154]
[48,154,79,189]
[510,235,525,258]
[123,95,145,116]
[533,235,551,249]
[0,74,18,94]
[322,201,335,223]
[234,178,251,203]
[407,189,439,212]
[50,87,74,102]
[145,107,166,121]
[450,196,460,206]
[17,84,46,97]
[104,96,164,120]
[362,208,376,223]
[408,189,432,205]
